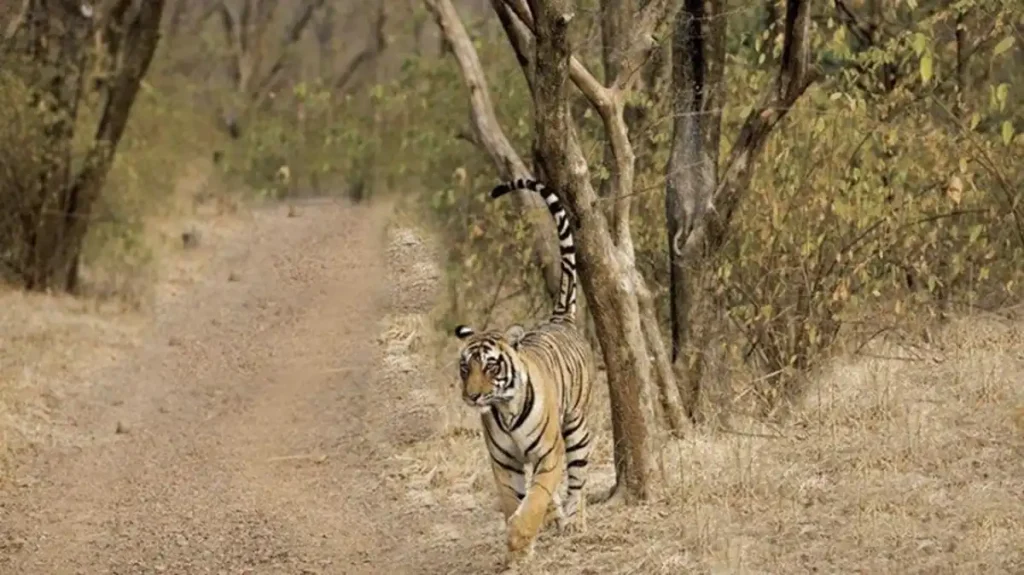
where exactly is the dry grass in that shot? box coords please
[0,288,142,472]
[380,225,1024,574]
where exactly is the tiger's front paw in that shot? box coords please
[506,513,534,553]
[503,544,533,571]
[504,521,534,570]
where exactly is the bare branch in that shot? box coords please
[426,0,529,178]
[501,0,680,255]
[215,1,243,87]
[834,0,873,46]
[332,2,389,92]
[254,0,327,98]
[609,0,674,93]
[500,0,627,252]
[491,0,534,91]
[423,0,561,297]
[502,0,611,113]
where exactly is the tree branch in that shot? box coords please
[215,1,243,88]
[501,0,678,254]
[678,0,816,257]
[331,1,389,93]
[609,0,674,92]
[491,0,535,92]
[426,0,529,179]
[501,0,610,113]
[253,0,327,99]
[423,0,561,298]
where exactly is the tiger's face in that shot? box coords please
[454,324,525,413]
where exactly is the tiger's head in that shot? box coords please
[453,324,526,413]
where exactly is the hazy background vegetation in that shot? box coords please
[2,0,1023,569]
[2,0,1021,443]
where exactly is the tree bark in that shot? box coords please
[665,0,725,421]
[526,0,678,502]
[665,0,815,421]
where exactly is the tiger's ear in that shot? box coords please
[454,325,475,339]
[504,324,526,349]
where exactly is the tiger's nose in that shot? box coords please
[465,392,482,403]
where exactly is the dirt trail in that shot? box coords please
[0,199,492,575]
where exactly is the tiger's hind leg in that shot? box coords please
[542,489,566,532]
[559,414,592,533]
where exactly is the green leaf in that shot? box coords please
[912,33,928,57]
[1001,121,1014,145]
[919,52,933,83]
[993,37,1015,57]
[969,224,983,244]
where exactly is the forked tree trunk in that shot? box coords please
[528,0,680,502]
[439,0,681,501]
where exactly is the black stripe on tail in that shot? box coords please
[491,178,578,323]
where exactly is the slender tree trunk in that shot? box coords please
[597,0,633,203]
[665,0,725,421]
[60,0,167,291]
[953,8,969,119]
[19,0,92,290]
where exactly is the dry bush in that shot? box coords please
[0,70,59,285]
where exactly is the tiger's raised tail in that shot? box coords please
[491,178,578,324]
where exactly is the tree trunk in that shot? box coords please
[668,0,815,421]
[529,0,656,502]
[11,0,167,292]
[665,0,725,421]
[597,0,633,203]
[15,0,91,291]
[60,0,167,291]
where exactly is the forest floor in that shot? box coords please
[1,184,1023,574]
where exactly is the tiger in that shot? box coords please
[453,177,596,563]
